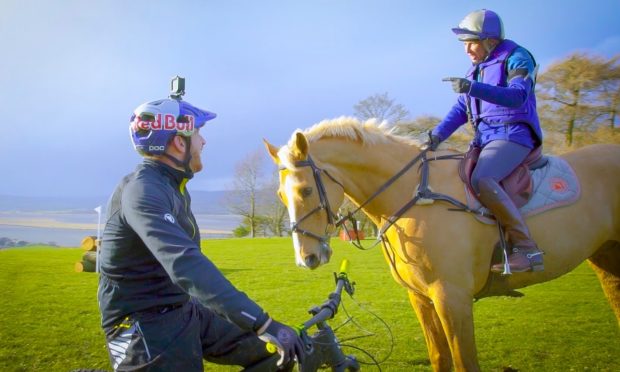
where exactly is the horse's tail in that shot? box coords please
[588,240,620,326]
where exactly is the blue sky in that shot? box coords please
[1,1,619,198]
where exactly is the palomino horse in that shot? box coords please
[264,117,620,371]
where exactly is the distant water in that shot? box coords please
[0,225,90,247]
[0,212,241,247]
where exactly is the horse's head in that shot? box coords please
[264,131,345,269]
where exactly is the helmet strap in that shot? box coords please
[163,136,194,177]
[181,136,193,176]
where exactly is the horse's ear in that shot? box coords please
[263,139,280,165]
[292,131,309,160]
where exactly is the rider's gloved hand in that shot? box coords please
[257,317,305,367]
[442,77,472,94]
[426,131,441,151]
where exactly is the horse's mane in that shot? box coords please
[291,116,420,147]
[278,116,423,168]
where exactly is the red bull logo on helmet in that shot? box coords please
[132,113,195,134]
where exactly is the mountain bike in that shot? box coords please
[246,259,361,372]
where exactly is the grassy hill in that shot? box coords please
[0,238,618,371]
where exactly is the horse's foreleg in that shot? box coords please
[430,283,480,372]
[407,291,453,372]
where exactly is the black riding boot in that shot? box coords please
[477,178,544,273]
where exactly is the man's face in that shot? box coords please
[188,129,206,173]
[463,40,488,64]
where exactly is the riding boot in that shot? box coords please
[477,178,544,273]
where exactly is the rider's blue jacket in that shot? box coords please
[433,39,543,148]
[98,159,265,332]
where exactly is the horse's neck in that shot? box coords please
[312,138,421,220]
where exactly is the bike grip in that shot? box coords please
[265,324,304,354]
[339,259,350,276]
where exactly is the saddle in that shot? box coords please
[458,145,548,208]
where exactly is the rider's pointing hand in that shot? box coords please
[442,77,472,94]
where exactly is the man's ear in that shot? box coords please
[167,135,185,155]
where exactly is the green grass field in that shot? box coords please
[0,238,618,371]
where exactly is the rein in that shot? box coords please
[291,148,431,250]
[292,147,495,251]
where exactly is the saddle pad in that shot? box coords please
[465,156,581,224]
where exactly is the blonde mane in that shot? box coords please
[304,116,387,144]
[302,116,420,144]
[277,116,421,169]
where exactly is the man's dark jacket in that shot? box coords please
[98,159,264,332]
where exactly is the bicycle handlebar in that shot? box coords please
[301,259,351,330]
[266,259,353,353]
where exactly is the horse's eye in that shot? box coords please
[301,187,313,198]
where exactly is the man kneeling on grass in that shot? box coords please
[98,79,303,371]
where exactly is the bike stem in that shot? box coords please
[302,259,355,332]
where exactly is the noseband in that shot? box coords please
[288,156,344,245]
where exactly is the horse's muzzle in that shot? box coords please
[303,241,333,269]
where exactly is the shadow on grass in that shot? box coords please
[408,357,431,366]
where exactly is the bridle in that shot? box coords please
[288,156,344,245]
[288,148,433,249]
[288,145,484,244]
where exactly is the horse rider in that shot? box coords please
[427,9,545,273]
[97,80,304,370]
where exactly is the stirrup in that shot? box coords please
[491,247,544,274]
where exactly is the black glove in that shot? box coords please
[257,318,305,367]
[426,131,441,151]
[442,77,472,93]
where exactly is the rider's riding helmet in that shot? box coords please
[452,9,504,41]
[129,98,216,156]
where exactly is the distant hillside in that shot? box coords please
[0,191,232,214]
[0,195,109,212]
[187,190,231,214]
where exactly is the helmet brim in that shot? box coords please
[452,27,481,41]
[178,100,217,129]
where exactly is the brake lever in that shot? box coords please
[333,272,355,297]
[300,330,314,354]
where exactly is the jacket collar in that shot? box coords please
[143,158,193,186]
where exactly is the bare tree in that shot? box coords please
[226,151,291,237]
[537,52,619,146]
[226,150,266,238]
[596,55,620,131]
[260,169,289,236]
[354,92,410,125]
[390,115,440,137]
